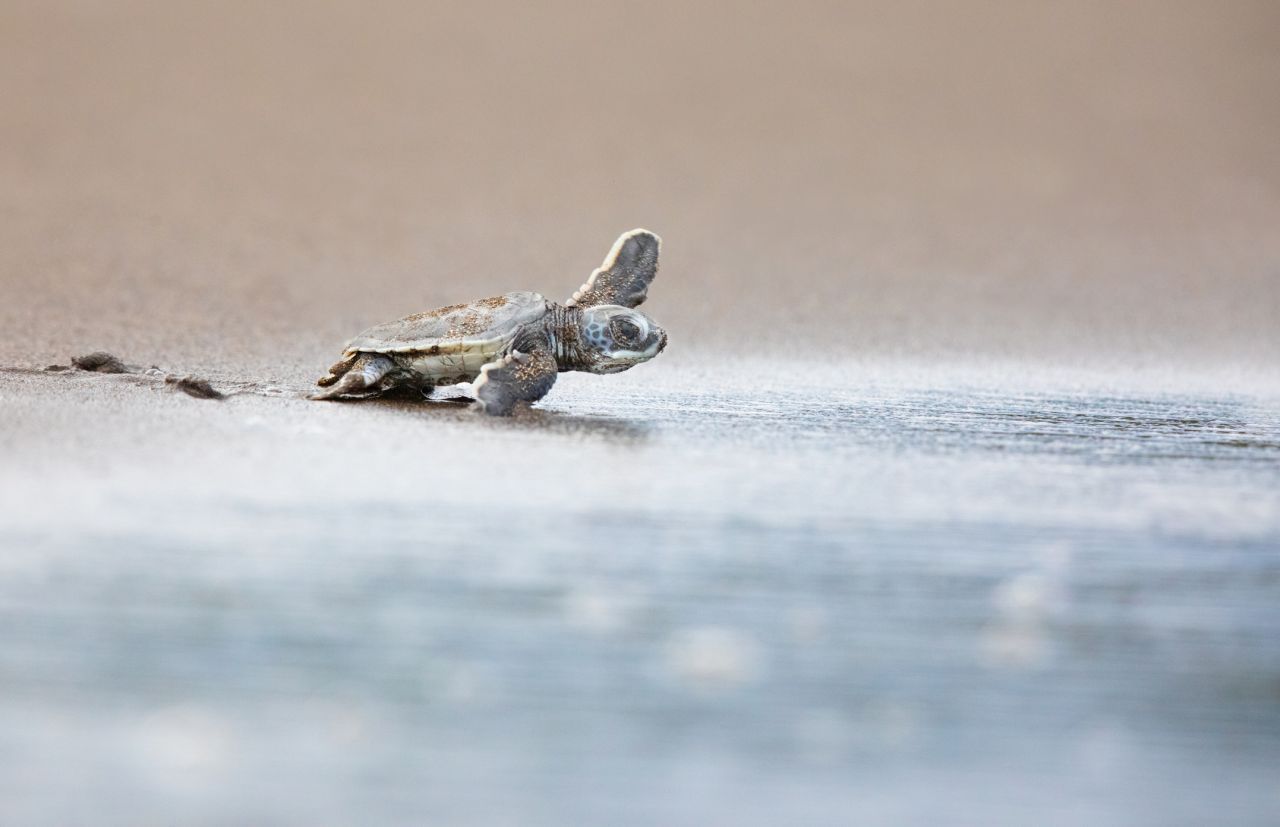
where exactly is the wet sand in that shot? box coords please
[3,363,1279,825]
[2,1,1280,824]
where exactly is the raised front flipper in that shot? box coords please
[566,229,661,309]
[472,348,558,416]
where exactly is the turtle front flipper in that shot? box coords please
[566,229,661,309]
[472,348,558,416]
[311,353,396,400]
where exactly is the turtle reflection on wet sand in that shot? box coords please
[313,229,667,415]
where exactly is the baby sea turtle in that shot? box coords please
[313,229,667,415]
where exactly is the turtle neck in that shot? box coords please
[550,303,590,371]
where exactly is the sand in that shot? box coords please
[2,2,1279,824]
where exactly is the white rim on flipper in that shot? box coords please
[567,228,661,308]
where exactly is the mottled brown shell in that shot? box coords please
[342,291,549,356]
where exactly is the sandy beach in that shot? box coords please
[2,2,1279,824]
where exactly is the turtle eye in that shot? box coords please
[610,317,642,346]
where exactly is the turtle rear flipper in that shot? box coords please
[316,353,358,387]
[311,354,396,400]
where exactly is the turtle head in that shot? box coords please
[577,305,667,374]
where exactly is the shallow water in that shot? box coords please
[1,364,1279,825]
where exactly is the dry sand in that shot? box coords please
[2,0,1278,377]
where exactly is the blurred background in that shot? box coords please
[3,0,1278,373]
[1,2,1279,825]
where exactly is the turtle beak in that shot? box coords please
[657,331,668,354]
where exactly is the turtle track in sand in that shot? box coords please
[0,351,478,405]
[0,351,289,401]
[0,351,649,437]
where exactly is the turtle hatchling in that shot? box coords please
[313,229,667,415]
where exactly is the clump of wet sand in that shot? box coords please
[39,351,229,400]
